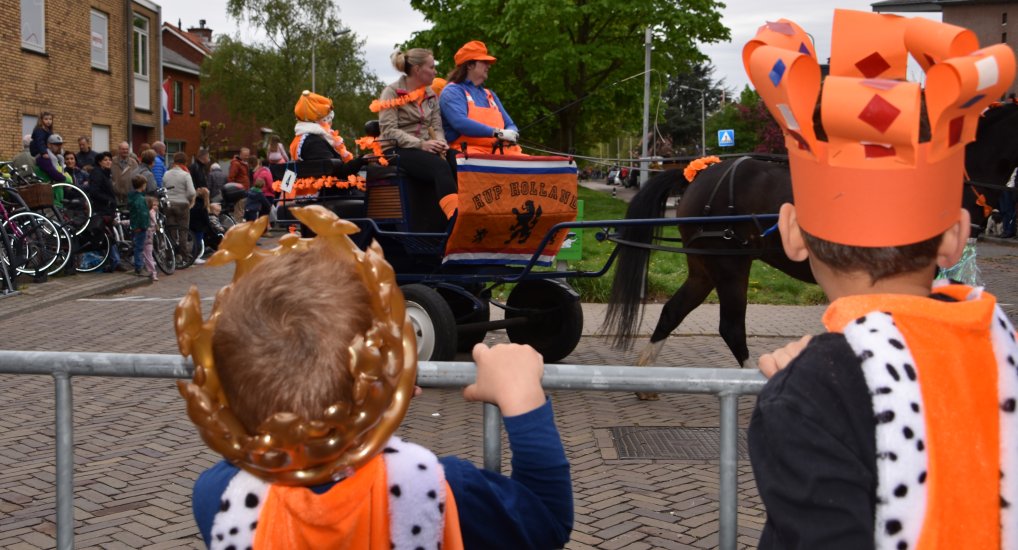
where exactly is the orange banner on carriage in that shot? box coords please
[444,154,578,266]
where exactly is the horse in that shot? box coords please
[602,102,1018,399]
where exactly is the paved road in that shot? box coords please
[1,226,1017,549]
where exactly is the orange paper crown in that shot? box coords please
[743,10,1015,246]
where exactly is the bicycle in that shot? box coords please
[0,185,67,278]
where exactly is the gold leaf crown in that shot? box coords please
[743,9,1016,246]
[175,206,417,485]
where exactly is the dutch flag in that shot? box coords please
[162,78,171,125]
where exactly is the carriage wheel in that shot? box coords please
[402,284,457,362]
[439,286,491,353]
[505,279,583,363]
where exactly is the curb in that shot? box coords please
[0,273,151,322]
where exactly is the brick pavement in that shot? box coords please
[1,238,1016,549]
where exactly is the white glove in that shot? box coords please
[495,129,519,144]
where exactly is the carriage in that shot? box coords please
[269,146,595,363]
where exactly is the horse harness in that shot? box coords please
[681,156,776,252]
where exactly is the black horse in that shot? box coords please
[602,102,1018,389]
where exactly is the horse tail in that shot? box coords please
[602,169,688,349]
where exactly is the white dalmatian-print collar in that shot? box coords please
[843,301,1017,550]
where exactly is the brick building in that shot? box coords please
[1,0,163,159]
[873,0,1018,96]
[161,21,267,161]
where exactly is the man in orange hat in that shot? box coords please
[440,40,523,155]
[743,10,1017,550]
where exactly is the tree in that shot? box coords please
[200,0,382,149]
[704,87,787,155]
[406,0,729,153]
[660,61,732,155]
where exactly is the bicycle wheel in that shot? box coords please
[74,231,111,273]
[50,184,92,236]
[192,232,206,263]
[154,232,176,275]
[46,224,74,276]
[221,213,237,231]
[3,212,61,275]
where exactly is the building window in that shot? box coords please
[1004,32,1008,43]
[1004,12,1008,25]
[189,85,195,115]
[90,10,108,70]
[21,0,45,52]
[173,81,183,114]
[166,141,185,155]
[91,125,110,154]
[22,115,38,142]
[133,14,150,109]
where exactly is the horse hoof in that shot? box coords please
[636,392,660,401]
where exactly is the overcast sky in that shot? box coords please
[158,0,940,95]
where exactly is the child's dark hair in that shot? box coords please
[801,230,942,283]
[131,175,148,190]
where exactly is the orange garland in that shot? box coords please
[272,174,366,198]
[369,87,428,113]
[355,136,389,166]
[683,155,722,182]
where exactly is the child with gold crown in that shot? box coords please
[176,208,572,549]
[743,9,1017,549]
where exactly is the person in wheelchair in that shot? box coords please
[376,48,459,220]
[439,41,522,157]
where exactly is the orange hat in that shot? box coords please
[294,90,333,122]
[454,40,496,66]
[431,77,448,97]
[743,10,1015,246]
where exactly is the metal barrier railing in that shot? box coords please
[0,350,765,550]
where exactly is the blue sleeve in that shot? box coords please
[489,91,517,132]
[440,84,497,141]
[441,398,573,549]
[193,460,240,548]
[152,157,166,187]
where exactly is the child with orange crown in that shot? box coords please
[175,207,572,549]
[742,10,1017,549]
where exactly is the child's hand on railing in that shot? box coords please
[465,343,546,416]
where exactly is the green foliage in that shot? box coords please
[201,0,383,148]
[703,86,787,155]
[660,61,733,154]
[406,0,730,153]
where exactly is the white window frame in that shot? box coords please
[91,125,110,154]
[173,81,183,114]
[133,13,150,110]
[21,0,45,53]
[90,10,109,70]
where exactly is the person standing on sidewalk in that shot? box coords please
[163,152,196,263]
[128,176,151,278]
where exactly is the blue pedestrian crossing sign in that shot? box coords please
[718,129,735,147]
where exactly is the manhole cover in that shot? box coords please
[609,426,749,460]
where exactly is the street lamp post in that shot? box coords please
[312,28,351,92]
[679,85,706,157]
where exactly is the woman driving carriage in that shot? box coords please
[439,41,522,156]
[375,48,459,220]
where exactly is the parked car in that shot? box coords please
[606,168,621,186]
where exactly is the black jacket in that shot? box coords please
[88,167,118,216]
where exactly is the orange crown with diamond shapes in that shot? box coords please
[743,9,1015,246]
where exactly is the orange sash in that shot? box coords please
[253,455,463,550]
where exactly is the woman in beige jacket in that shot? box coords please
[376,48,459,220]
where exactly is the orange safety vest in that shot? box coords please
[458,89,523,156]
